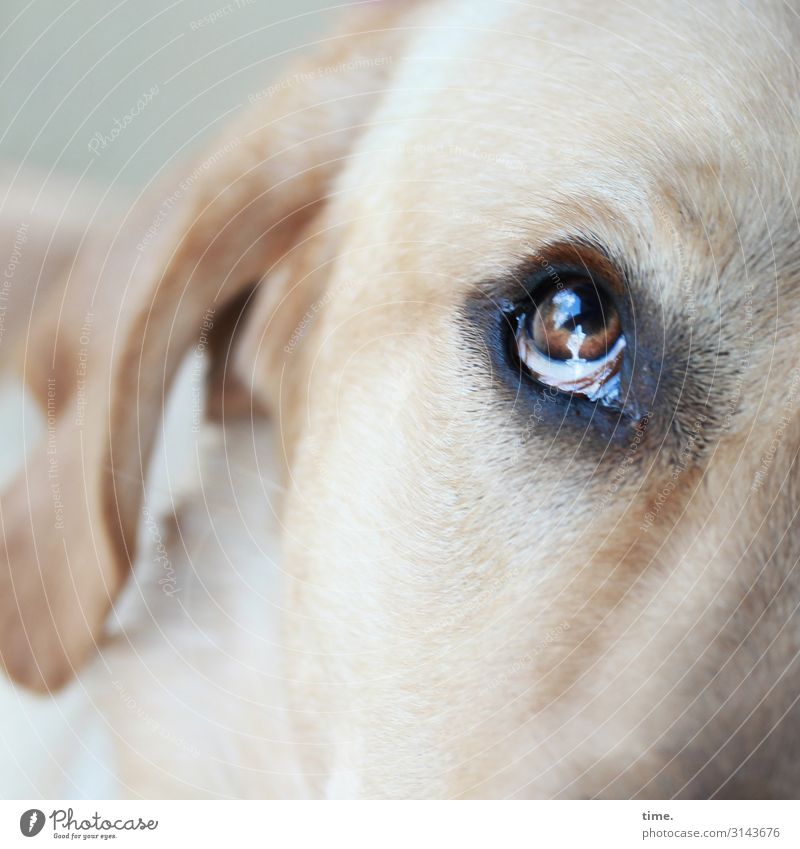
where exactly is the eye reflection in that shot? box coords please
[515,279,625,407]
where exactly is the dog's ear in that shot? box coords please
[0,3,416,692]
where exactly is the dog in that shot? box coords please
[1,0,799,799]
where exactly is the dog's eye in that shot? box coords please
[514,278,625,408]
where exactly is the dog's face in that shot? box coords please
[271,1,800,798]
[3,0,800,799]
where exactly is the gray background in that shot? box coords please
[0,0,333,489]
[0,0,334,187]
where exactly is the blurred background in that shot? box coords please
[0,0,338,797]
[0,0,333,185]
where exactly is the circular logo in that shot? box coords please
[19,809,46,837]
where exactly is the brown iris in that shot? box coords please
[529,280,621,362]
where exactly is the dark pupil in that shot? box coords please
[530,281,619,361]
[543,283,605,336]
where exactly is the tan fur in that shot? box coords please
[2,0,800,798]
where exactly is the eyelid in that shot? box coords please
[524,242,628,298]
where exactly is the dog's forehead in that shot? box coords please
[331,0,800,315]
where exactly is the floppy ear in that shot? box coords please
[0,3,417,692]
